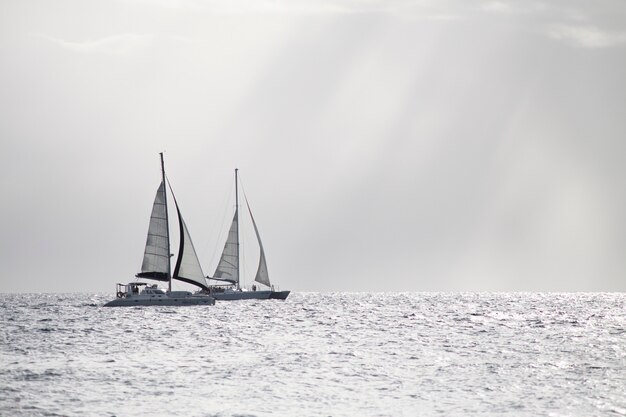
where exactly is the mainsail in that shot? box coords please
[212,211,239,284]
[137,181,170,281]
[208,170,275,290]
[172,197,210,291]
[246,199,271,287]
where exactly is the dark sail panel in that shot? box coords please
[135,271,169,281]
[171,194,209,290]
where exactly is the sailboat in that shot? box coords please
[205,169,290,300]
[104,153,215,307]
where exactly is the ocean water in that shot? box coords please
[1,292,625,417]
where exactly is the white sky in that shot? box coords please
[1,0,625,292]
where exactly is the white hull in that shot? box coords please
[209,289,290,301]
[104,294,215,307]
[212,290,272,300]
[104,284,215,307]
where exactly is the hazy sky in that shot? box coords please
[1,0,625,293]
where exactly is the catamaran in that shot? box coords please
[205,169,290,300]
[104,153,215,307]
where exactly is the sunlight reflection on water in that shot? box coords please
[1,292,625,416]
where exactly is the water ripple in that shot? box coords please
[0,292,624,416]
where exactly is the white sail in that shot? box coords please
[255,245,270,287]
[246,200,271,287]
[172,204,209,290]
[212,211,239,284]
[138,181,170,280]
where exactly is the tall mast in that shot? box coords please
[160,152,172,292]
[235,168,240,289]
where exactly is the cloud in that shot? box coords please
[480,0,549,15]
[114,0,465,18]
[547,24,626,48]
[116,0,349,14]
[477,1,626,49]
[34,33,155,55]
[481,1,517,14]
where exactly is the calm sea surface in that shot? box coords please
[1,292,625,417]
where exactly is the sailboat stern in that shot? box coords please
[269,290,290,300]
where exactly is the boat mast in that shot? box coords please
[235,168,240,290]
[160,152,172,292]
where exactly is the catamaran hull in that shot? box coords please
[104,296,215,307]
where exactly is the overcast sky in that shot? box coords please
[1,0,625,293]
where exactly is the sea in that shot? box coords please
[1,292,625,417]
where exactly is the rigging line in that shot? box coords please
[237,173,248,288]
[206,175,235,273]
[163,175,184,267]
[238,174,262,223]
[237,173,263,288]
[164,175,182,279]
[164,174,199,254]
[239,174,273,289]
[238,194,246,288]
[237,173,248,205]
[197,168,227,268]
